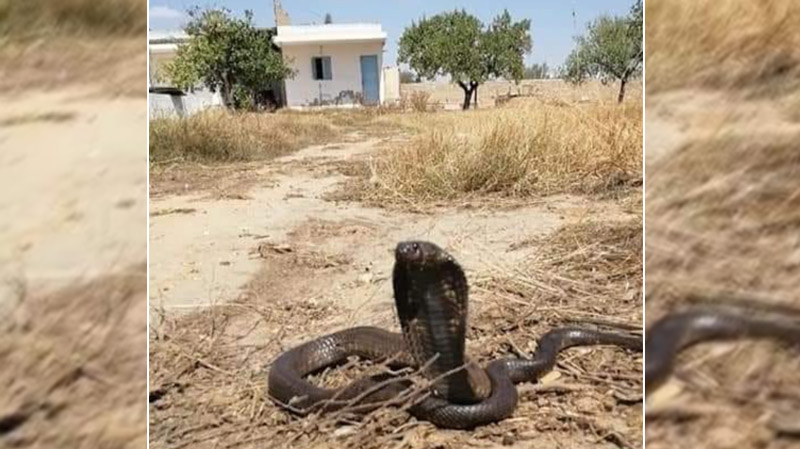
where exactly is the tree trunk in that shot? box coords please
[461,85,473,110]
[458,81,479,110]
[220,84,234,109]
[617,76,628,104]
[473,85,478,108]
[220,72,235,109]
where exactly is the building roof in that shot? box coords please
[148,30,189,54]
[273,23,386,47]
[149,30,189,43]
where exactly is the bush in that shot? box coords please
[408,91,431,112]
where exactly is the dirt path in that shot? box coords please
[149,136,635,323]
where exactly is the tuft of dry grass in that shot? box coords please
[0,265,147,449]
[646,0,800,93]
[0,1,145,95]
[0,0,146,38]
[407,91,431,113]
[350,100,642,205]
[149,110,342,164]
[0,37,145,97]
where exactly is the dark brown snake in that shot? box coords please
[268,241,642,429]
[646,299,800,395]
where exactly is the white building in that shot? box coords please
[273,24,397,108]
[147,23,400,115]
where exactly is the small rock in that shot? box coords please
[115,198,136,209]
[602,395,616,411]
[333,426,356,437]
[540,370,561,385]
[646,378,684,408]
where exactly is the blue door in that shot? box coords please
[360,55,379,105]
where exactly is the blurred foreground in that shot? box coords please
[645,0,800,448]
[0,1,146,447]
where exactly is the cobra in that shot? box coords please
[268,241,642,429]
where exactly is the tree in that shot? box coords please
[564,0,642,103]
[324,13,333,24]
[163,7,294,109]
[524,62,550,79]
[398,10,531,110]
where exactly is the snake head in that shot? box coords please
[395,241,453,269]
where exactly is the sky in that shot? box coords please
[149,1,635,68]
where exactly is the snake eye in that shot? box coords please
[411,243,419,251]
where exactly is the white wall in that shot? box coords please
[382,66,400,104]
[149,90,222,119]
[281,41,384,108]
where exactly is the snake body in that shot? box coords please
[268,241,642,429]
[645,300,800,394]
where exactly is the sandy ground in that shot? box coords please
[149,126,643,448]
[0,89,147,290]
[645,89,800,449]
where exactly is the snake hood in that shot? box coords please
[392,241,475,403]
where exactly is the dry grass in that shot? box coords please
[147,107,413,197]
[150,82,640,202]
[149,110,344,164]
[0,264,146,448]
[0,38,145,96]
[406,91,431,113]
[646,0,800,94]
[345,100,642,206]
[0,0,145,95]
[0,0,146,38]
[149,219,642,449]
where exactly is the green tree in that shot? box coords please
[163,7,293,109]
[564,1,642,103]
[398,10,531,110]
